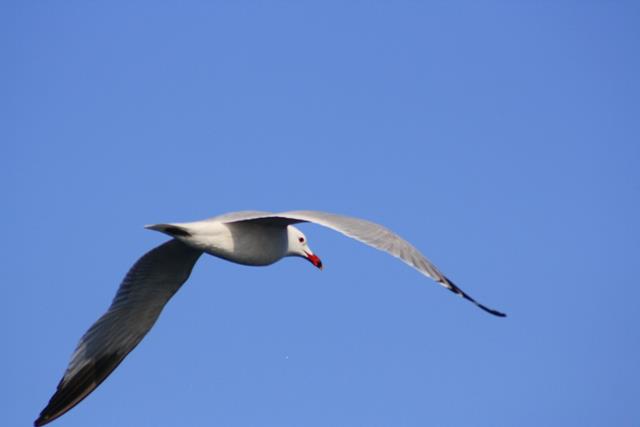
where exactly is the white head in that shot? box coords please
[286,225,323,269]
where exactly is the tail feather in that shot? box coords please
[144,223,192,237]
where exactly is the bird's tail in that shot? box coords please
[144,223,192,237]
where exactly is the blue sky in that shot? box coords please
[3,1,639,426]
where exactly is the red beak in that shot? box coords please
[305,252,323,270]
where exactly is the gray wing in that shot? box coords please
[225,210,506,317]
[35,239,203,427]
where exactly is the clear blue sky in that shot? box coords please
[3,2,639,426]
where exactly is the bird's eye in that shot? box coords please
[298,237,305,243]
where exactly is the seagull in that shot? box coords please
[35,210,505,426]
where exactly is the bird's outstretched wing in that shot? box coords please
[223,210,506,317]
[35,239,203,426]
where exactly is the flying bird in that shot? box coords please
[35,210,505,426]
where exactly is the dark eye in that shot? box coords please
[298,237,305,243]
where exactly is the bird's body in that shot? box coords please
[149,219,291,266]
[35,210,505,426]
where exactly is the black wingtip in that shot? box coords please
[34,415,52,427]
[478,303,507,317]
[442,276,507,318]
[35,403,57,427]
[35,352,124,426]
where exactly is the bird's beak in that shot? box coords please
[305,252,323,270]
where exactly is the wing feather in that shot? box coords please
[35,239,202,426]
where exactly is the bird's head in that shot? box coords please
[286,226,322,269]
